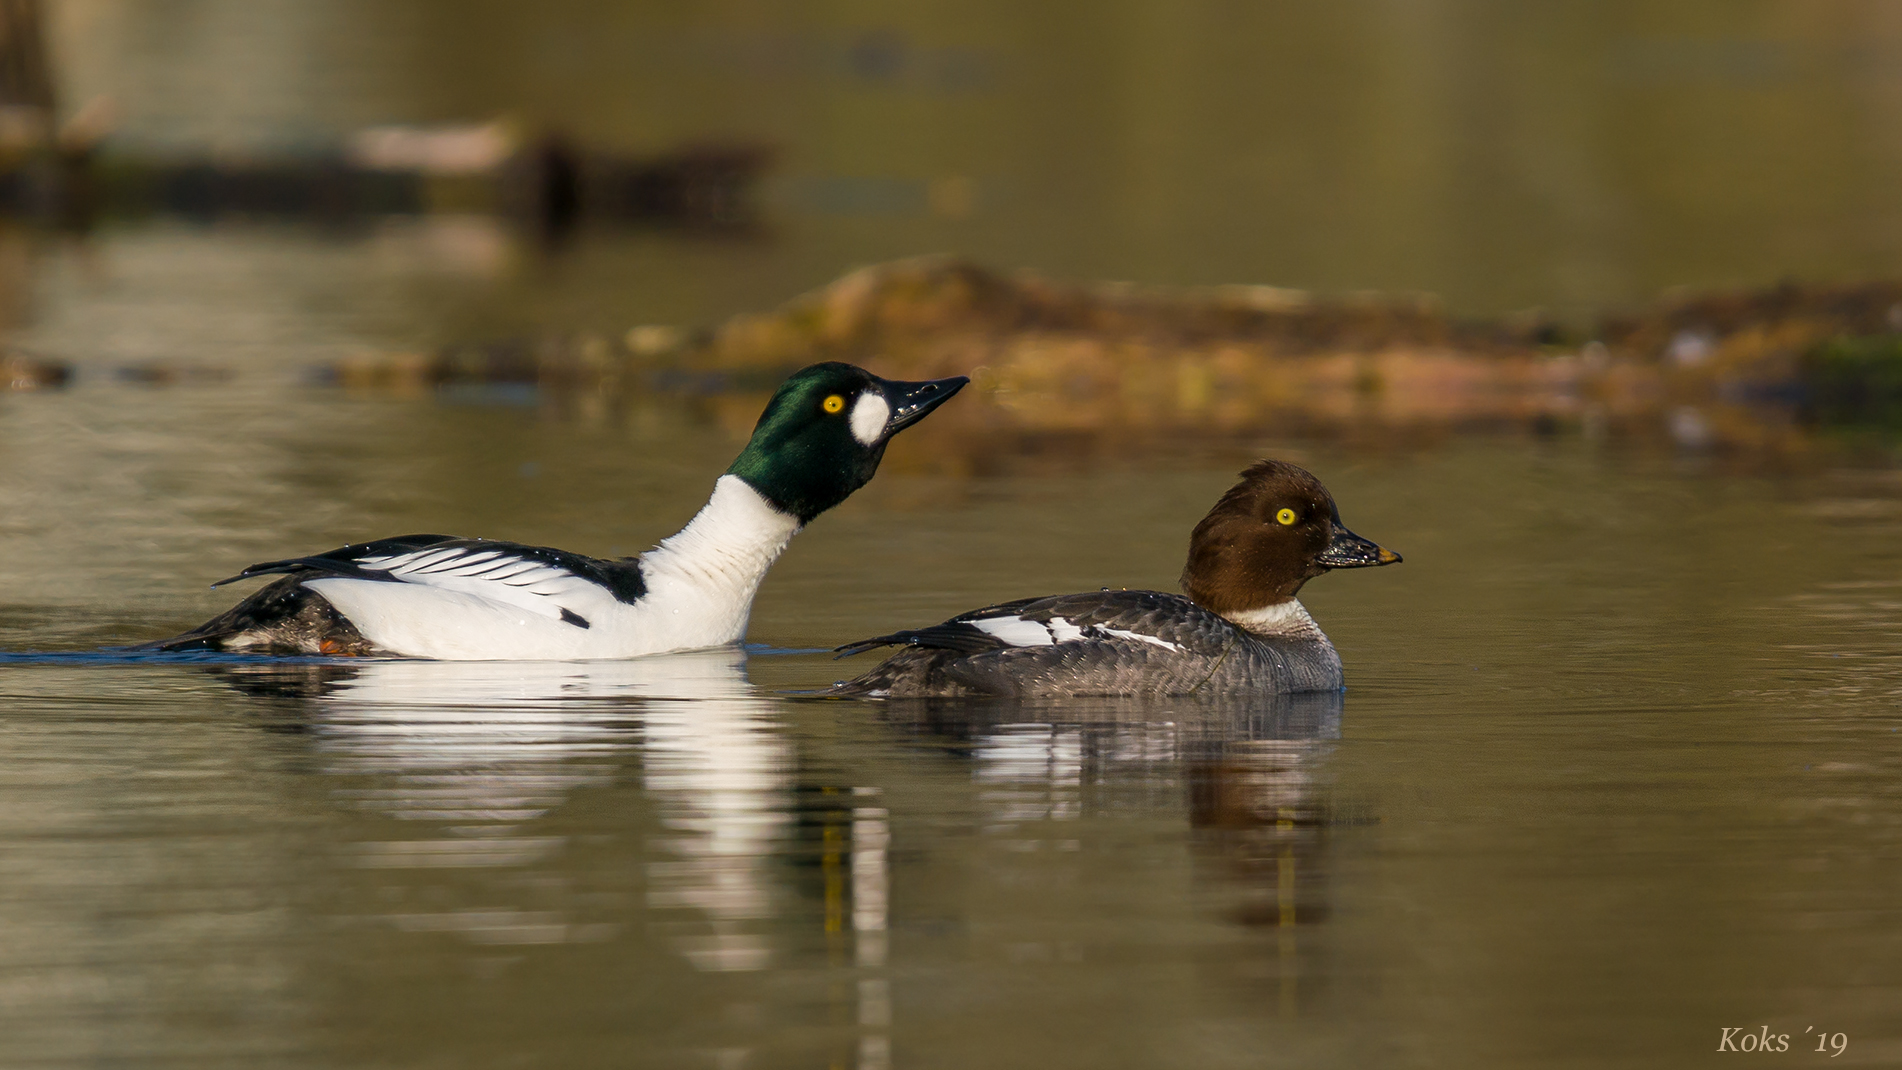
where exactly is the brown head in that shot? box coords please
[1179,460,1401,616]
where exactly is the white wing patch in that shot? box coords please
[973,615,1055,646]
[1096,626,1182,652]
[351,546,602,621]
[972,614,1174,651]
[849,391,890,446]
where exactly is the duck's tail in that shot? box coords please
[131,575,377,656]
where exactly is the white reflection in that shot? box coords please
[641,664,793,973]
[974,725,1084,830]
[854,796,891,1070]
[251,650,793,966]
[314,651,745,827]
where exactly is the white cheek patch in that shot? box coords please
[849,391,890,446]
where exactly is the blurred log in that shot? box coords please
[1,349,69,389]
[73,141,768,227]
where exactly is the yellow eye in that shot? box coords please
[823,395,845,413]
[1276,508,1297,526]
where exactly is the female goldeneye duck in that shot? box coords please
[142,362,967,660]
[824,459,1399,698]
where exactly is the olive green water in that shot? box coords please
[5,3,1902,1065]
[0,227,1898,1069]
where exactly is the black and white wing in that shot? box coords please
[827,589,1246,697]
[219,534,647,628]
[837,589,1237,660]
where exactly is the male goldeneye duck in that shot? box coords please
[143,362,967,660]
[823,460,1399,698]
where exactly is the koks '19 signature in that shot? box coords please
[1718,1026,1847,1056]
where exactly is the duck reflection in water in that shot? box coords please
[197,654,1354,1035]
[877,688,1347,1014]
[203,652,794,971]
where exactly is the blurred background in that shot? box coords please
[2,0,1900,461]
[3,5,1901,1069]
[15,1,1902,330]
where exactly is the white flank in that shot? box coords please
[849,391,890,446]
[1221,599,1323,639]
[311,475,801,660]
[973,615,1056,647]
[306,578,615,661]
[1097,626,1181,652]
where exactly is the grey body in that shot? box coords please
[824,460,1400,701]
[826,590,1342,698]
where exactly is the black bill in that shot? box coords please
[879,375,969,437]
[1315,522,1402,569]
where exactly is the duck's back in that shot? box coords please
[827,589,1341,698]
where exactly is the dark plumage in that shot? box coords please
[1180,459,1392,613]
[824,460,1399,698]
[144,574,377,656]
[214,534,648,605]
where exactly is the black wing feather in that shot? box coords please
[214,533,460,586]
[833,597,1043,658]
[212,534,649,606]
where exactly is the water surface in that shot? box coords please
[2,229,1901,1068]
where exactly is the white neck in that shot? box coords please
[1221,598,1323,639]
[636,475,803,646]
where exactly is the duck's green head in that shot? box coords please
[726,362,968,523]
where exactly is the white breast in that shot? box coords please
[1221,599,1323,639]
